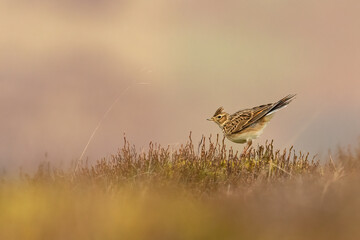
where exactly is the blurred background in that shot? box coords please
[1,0,360,172]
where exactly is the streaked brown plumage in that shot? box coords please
[207,94,296,152]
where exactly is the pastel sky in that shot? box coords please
[1,0,360,171]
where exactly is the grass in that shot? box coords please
[1,133,360,240]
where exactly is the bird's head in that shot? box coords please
[207,107,229,127]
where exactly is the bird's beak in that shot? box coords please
[207,118,213,121]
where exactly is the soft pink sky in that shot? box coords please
[1,0,360,171]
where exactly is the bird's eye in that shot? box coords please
[217,115,222,119]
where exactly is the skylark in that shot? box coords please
[208,94,295,153]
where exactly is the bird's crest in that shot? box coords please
[213,107,224,117]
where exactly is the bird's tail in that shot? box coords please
[267,94,296,115]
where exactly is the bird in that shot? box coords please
[207,94,296,154]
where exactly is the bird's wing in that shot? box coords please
[227,94,296,134]
[225,104,273,134]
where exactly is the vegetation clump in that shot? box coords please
[2,134,360,240]
[30,134,321,192]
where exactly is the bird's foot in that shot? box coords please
[241,140,252,157]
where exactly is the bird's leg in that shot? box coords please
[242,139,252,156]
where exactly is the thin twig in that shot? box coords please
[270,162,293,177]
[73,82,150,174]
